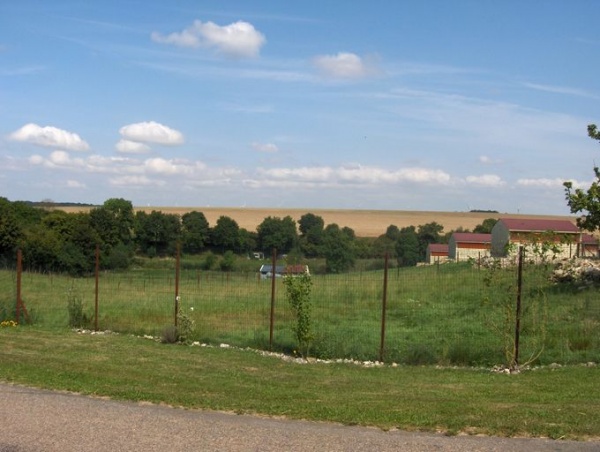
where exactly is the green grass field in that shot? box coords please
[0,328,599,440]
[1,260,598,367]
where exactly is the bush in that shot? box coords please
[67,290,91,328]
[161,325,178,344]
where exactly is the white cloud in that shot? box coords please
[151,20,266,58]
[9,123,90,151]
[257,165,451,186]
[522,82,599,100]
[312,52,377,79]
[465,174,505,187]
[115,139,151,154]
[251,142,279,153]
[110,175,162,187]
[119,121,184,145]
[517,177,570,188]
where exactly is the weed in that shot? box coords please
[66,289,91,328]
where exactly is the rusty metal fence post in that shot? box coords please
[14,249,29,325]
[514,245,524,368]
[174,243,181,327]
[269,248,277,350]
[379,253,389,362]
[94,244,99,331]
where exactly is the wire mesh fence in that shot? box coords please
[1,250,598,367]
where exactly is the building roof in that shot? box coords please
[452,232,491,243]
[428,244,449,254]
[498,218,578,234]
[582,234,599,245]
[259,264,308,274]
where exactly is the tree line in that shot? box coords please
[0,197,497,275]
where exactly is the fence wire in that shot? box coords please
[1,257,598,367]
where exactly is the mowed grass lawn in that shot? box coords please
[1,327,599,441]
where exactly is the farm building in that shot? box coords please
[426,243,449,264]
[259,264,310,279]
[448,232,492,262]
[581,234,600,258]
[491,218,581,259]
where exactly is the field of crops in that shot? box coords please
[1,260,598,367]
[58,205,577,238]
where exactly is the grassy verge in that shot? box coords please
[1,327,599,440]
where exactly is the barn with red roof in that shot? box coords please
[448,232,492,262]
[491,218,582,258]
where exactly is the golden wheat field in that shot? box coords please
[129,207,575,238]
[60,205,575,237]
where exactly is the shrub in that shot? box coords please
[161,325,178,344]
[67,290,91,328]
[283,273,313,357]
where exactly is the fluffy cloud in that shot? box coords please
[251,142,279,153]
[9,123,90,151]
[465,174,505,187]
[115,139,151,154]
[119,121,184,146]
[516,177,569,188]
[151,20,266,58]
[313,52,377,79]
[110,175,162,187]
[258,165,451,186]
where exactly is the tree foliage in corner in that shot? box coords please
[564,124,600,233]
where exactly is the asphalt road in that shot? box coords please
[1,383,598,452]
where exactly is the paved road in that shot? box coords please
[1,383,598,452]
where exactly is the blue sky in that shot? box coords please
[1,1,599,214]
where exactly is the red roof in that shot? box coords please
[582,234,599,245]
[499,218,578,233]
[428,244,449,254]
[452,233,491,243]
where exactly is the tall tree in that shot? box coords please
[321,223,355,273]
[298,213,324,258]
[134,210,181,257]
[211,215,240,253]
[417,222,444,256]
[396,226,420,267]
[181,211,210,254]
[564,124,600,233]
[257,216,298,254]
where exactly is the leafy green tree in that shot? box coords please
[564,124,600,233]
[396,226,420,266]
[181,211,210,254]
[298,213,324,236]
[298,213,324,258]
[210,215,239,253]
[371,224,400,258]
[321,223,355,273]
[257,216,298,255]
[0,198,22,261]
[473,218,498,234]
[134,210,181,257]
[103,198,134,245]
[237,228,257,254]
[58,213,101,275]
[20,225,61,271]
[417,222,444,256]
